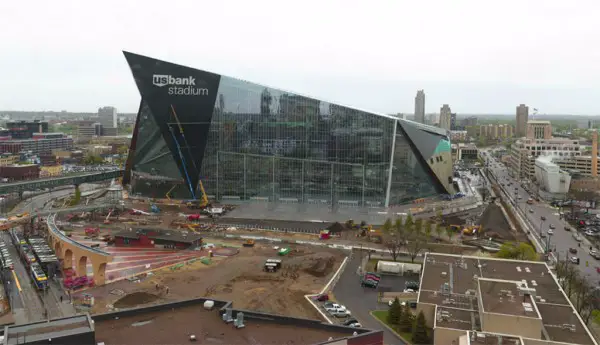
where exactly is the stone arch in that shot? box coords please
[64,249,73,270]
[77,256,89,277]
[96,263,107,285]
[54,242,62,259]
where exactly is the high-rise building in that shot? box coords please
[4,120,48,139]
[123,52,456,208]
[439,104,452,130]
[450,113,457,130]
[516,104,528,137]
[414,90,425,124]
[98,106,118,136]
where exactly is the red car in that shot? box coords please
[313,294,329,302]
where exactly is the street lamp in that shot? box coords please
[540,216,546,236]
[546,232,553,254]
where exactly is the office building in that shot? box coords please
[509,137,581,179]
[451,143,478,161]
[449,130,468,142]
[526,120,552,140]
[415,90,426,124]
[417,253,597,345]
[439,104,452,130]
[516,104,529,137]
[534,156,571,194]
[3,120,48,139]
[98,106,118,136]
[77,121,102,139]
[123,52,456,207]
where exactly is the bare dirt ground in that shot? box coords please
[78,242,345,319]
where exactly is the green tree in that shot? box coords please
[117,145,129,155]
[83,154,104,165]
[424,220,432,241]
[381,218,392,234]
[496,242,538,261]
[435,222,443,239]
[398,304,413,332]
[387,297,402,326]
[445,226,454,241]
[69,186,81,206]
[412,311,430,344]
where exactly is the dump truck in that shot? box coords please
[243,239,255,247]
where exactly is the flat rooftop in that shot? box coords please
[5,315,92,344]
[467,331,523,345]
[94,304,354,345]
[419,253,596,345]
[536,303,595,345]
[478,279,539,318]
[436,307,477,331]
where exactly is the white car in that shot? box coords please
[325,305,345,313]
[403,288,416,293]
[349,323,362,328]
[547,229,554,235]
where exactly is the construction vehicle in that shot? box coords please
[150,204,160,214]
[243,239,255,247]
[85,227,100,237]
[165,185,177,203]
[186,180,211,209]
[104,209,113,224]
[187,214,201,221]
[462,225,481,236]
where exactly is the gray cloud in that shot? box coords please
[1,0,599,114]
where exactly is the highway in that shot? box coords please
[483,150,600,285]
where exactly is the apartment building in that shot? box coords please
[418,253,597,345]
[450,130,469,142]
[479,124,514,140]
[0,133,73,155]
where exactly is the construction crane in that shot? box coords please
[165,184,177,202]
[186,180,210,209]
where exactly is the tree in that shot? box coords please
[406,220,427,263]
[383,218,404,261]
[117,145,129,155]
[445,226,454,241]
[398,304,412,332]
[424,220,432,241]
[69,186,81,206]
[412,311,430,345]
[387,297,402,326]
[496,242,538,261]
[83,154,104,165]
[435,223,443,239]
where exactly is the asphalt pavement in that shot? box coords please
[333,254,408,345]
[483,151,600,285]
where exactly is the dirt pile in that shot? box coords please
[114,292,160,309]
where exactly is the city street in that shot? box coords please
[484,152,600,285]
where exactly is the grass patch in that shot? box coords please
[371,310,413,344]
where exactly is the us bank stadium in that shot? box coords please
[123,51,456,213]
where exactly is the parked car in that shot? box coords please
[549,224,555,230]
[564,226,571,231]
[333,310,352,318]
[405,281,419,291]
[547,229,554,235]
[349,322,362,328]
[361,279,378,288]
[343,318,358,326]
[323,302,339,310]
[313,294,329,302]
[590,250,600,260]
[570,248,578,254]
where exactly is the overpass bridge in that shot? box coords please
[0,170,124,195]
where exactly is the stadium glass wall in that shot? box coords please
[124,51,455,207]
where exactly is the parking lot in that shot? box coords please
[327,254,420,345]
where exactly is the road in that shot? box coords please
[483,151,600,285]
[333,254,406,345]
[12,183,103,215]
[1,231,46,324]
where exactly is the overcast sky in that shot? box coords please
[1,0,599,115]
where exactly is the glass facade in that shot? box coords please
[124,51,455,207]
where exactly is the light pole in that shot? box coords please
[539,216,545,237]
[546,232,552,254]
